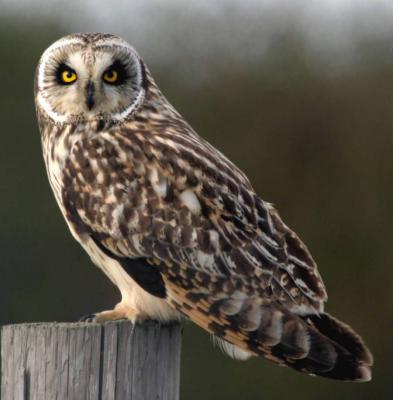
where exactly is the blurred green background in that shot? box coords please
[0,1,392,399]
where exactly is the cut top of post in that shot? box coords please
[1,320,182,400]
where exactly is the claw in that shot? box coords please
[77,303,139,323]
[79,313,97,322]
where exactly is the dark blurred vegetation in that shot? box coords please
[0,9,392,400]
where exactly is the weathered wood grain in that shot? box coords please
[1,320,181,400]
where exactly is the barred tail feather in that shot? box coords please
[166,283,373,382]
[298,313,373,381]
[236,307,373,382]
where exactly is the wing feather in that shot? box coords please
[62,125,326,315]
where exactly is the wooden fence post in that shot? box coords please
[1,320,181,400]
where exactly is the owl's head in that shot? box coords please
[35,33,147,124]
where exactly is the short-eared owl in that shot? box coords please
[35,33,373,381]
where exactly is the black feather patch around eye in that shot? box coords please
[103,60,129,86]
[56,63,77,85]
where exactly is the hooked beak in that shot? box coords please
[86,81,95,110]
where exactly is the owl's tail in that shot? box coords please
[237,307,373,381]
[166,282,373,381]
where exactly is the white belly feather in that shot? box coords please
[81,237,179,321]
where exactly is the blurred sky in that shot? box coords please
[3,0,393,81]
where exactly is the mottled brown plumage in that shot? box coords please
[35,33,373,381]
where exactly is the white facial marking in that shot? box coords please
[37,37,84,123]
[67,52,89,78]
[94,42,146,122]
[37,92,69,123]
[37,36,145,124]
[111,88,145,121]
[37,37,84,91]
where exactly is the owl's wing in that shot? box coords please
[63,127,326,313]
[62,128,373,380]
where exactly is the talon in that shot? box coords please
[77,303,139,323]
[79,313,97,322]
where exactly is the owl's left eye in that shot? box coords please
[102,61,127,85]
[103,69,119,84]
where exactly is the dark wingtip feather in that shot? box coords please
[320,361,372,382]
[356,366,372,382]
[306,313,374,366]
[303,312,373,382]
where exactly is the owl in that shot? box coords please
[34,33,373,381]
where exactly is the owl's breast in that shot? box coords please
[41,123,86,237]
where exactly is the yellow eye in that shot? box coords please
[103,69,118,84]
[61,69,77,84]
